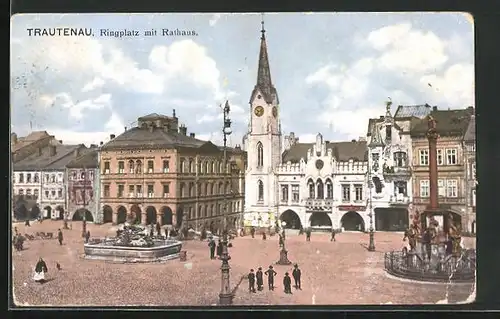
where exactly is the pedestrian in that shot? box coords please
[256,267,264,291]
[33,257,48,284]
[85,230,91,244]
[262,232,267,240]
[149,225,154,237]
[292,264,302,290]
[283,272,292,294]
[264,265,277,291]
[330,228,336,242]
[299,226,304,235]
[306,228,311,241]
[422,229,432,261]
[250,226,255,238]
[156,222,161,237]
[25,219,30,227]
[248,269,256,293]
[57,229,63,246]
[208,237,216,260]
[216,239,223,258]
[164,227,169,238]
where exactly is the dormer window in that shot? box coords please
[385,125,392,141]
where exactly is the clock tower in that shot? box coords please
[244,19,282,222]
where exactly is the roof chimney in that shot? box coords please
[173,109,177,118]
[49,145,57,156]
[179,125,187,136]
[110,134,115,140]
[432,106,438,111]
[189,133,195,138]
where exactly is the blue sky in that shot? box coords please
[10,12,474,146]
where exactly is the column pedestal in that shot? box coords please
[276,249,292,265]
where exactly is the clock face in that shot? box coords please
[315,159,324,170]
[254,106,264,117]
[272,106,278,118]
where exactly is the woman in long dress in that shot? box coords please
[33,257,48,283]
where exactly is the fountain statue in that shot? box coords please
[114,224,154,247]
[448,214,462,256]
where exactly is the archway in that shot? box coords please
[55,205,64,220]
[73,208,94,222]
[176,208,184,228]
[43,206,52,219]
[374,208,408,231]
[146,206,157,225]
[471,220,476,234]
[117,206,127,224]
[14,203,28,220]
[161,206,173,225]
[102,205,113,223]
[30,205,41,220]
[310,212,332,228]
[130,204,142,224]
[341,211,365,231]
[280,210,302,229]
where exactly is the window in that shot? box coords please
[57,173,64,182]
[71,171,77,180]
[58,188,63,199]
[438,179,446,197]
[18,189,24,196]
[80,190,86,203]
[281,185,289,202]
[393,152,407,167]
[18,173,24,183]
[308,180,315,198]
[136,185,143,197]
[163,184,170,197]
[117,185,124,198]
[342,185,350,202]
[128,185,134,198]
[26,189,32,196]
[316,180,324,199]
[34,189,39,198]
[180,184,185,198]
[257,142,264,167]
[104,185,110,197]
[219,182,224,194]
[446,180,458,197]
[163,160,170,173]
[50,174,56,183]
[355,185,363,201]
[211,183,216,195]
[135,160,143,174]
[446,149,457,165]
[472,189,476,207]
[258,180,264,201]
[26,173,32,183]
[419,149,429,166]
[420,180,429,197]
[128,160,135,173]
[34,173,39,183]
[205,161,210,174]
[51,190,56,198]
[44,174,50,183]
[385,125,392,141]
[147,160,154,173]
[326,180,333,199]
[180,159,186,173]
[147,184,154,198]
[212,162,216,173]
[104,161,110,174]
[89,171,94,181]
[44,190,49,198]
[471,162,476,180]
[118,161,124,174]
[204,183,209,196]
[189,183,194,197]
[437,149,444,165]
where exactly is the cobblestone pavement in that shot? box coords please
[11,221,475,307]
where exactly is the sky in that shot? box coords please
[10,12,474,147]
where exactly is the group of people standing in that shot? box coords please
[247,264,302,294]
[208,237,225,260]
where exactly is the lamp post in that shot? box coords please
[277,220,292,265]
[367,158,376,252]
[219,100,233,305]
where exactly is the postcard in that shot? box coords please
[10,12,475,307]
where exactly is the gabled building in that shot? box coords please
[11,131,57,163]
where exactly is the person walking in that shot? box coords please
[292,264,302,290]
[306,228,311,242]
[33,257,48,284]
[216,239,223,258]
[248,269,256,293]
[330,228,336,242]
[262,232,267,240]
[256,267,264,291]
[283,272,292,294]
[85,230,91,244]
[57,229,63,246]
[250,226,256,238]
[208,237,216,259]
[265,265,277,291]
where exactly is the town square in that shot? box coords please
[10,12,475,306]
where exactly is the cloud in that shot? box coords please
[82,77,105,92]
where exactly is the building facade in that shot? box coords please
[462,114,476,233]
[410,106,474,230]
[13,141,88,220]
[12,131,57,163]
[98,112,245,231]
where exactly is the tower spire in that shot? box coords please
[250,13,279,105]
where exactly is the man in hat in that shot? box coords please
[85,230,91,244]
[283,272,292,294]
[248,269,256,293]
[216,239,223,258]
[208,237,216,260]
[306,228,311,241]
[264,265,277,291]
[33,257,48,283]
[57,229,63,246]
[330,228,336,242]
[256,267,264,291]
[292,264,302,290]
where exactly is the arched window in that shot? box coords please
[257,142,264,167]
[34,173,39,183]
[211,183,216,195]
[258,180,264,201]
[128,160,135,173]
[204,183,209,195]
[219,182,224,194]
[316,179,324,199]
[135,160,143,174]
[205,161,210,174]
[308,179,315,198]
[325,178,333,199]
[180,183,185,198]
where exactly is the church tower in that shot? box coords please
[244,18,282,222]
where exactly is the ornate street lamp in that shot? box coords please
[277,221,292,265]
[219,100,233,305]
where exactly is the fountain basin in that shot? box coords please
[83,239,183,263]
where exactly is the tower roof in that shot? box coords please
[249,18,279,104]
